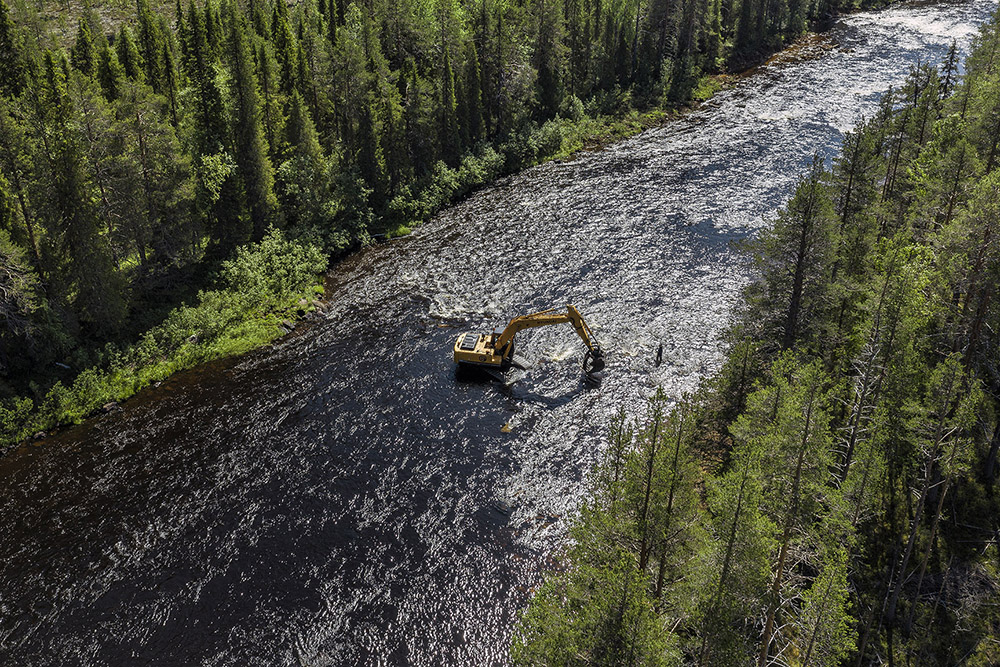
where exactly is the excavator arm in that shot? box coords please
[494,306,600,354]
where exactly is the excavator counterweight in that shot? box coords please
[453,305,605,380]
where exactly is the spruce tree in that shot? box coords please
[116,26,146,83]
[204,0,222,56]
[162,41,180,126]
[71,21,97,78]
[96,45,126,101]
[277,90,332,228]
[0,0,24,98]
[187,0,226,157]
[438,47,460,166]
[136,0,165,91]
[225,2,277,240]
[256,42,285,160]
[464,40,485,144]
[272,0,298,96]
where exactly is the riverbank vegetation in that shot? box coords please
[514,13,1000,667]
[0,0,894,449]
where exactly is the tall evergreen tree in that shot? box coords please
[464,39,486,144]
[186,0,226,157]
[71,21,97,78]
[0,0,24,98]
[116,26,146,83]
[256,41,285,160]
[96,44,126,101]
[225,2,278,240]
[35,53,125,333]
[136,0,165,91]
[438,47,460,165]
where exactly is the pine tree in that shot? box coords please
[699,447,774,666]
[35,52,125,333]
[743,156,838,351]
[0,98,43,276]
[0,224,40,371]
[795,545,855,667]
[69,70,125,264]
[114,80,194,266]
[744,358,836,666]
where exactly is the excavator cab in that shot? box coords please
[453,305,606,382]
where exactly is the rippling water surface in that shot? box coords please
[1,2,994,663]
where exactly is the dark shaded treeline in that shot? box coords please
[515,14,1000,667]
[0,0,888,408]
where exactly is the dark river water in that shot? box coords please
[1,2,994,664]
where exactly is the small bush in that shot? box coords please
[533,120,565,159]
[501,128,539,171]
[560,94,586,122]
[221,228,328,308]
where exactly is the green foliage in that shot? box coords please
[71,20,97,77]
[220,227,327,308]
[0,0,854,414]
[0,0,25,98]
[0,229,326,451]
[515,392,705,665]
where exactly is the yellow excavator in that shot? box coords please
[453,305,606,381]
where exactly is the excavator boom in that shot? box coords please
[453,305,605,378]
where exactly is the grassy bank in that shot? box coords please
[0,229,327,450]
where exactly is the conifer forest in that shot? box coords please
[0,0,998,664]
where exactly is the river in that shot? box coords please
[0,1,993,663]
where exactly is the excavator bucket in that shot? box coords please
[583,348,606,375]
